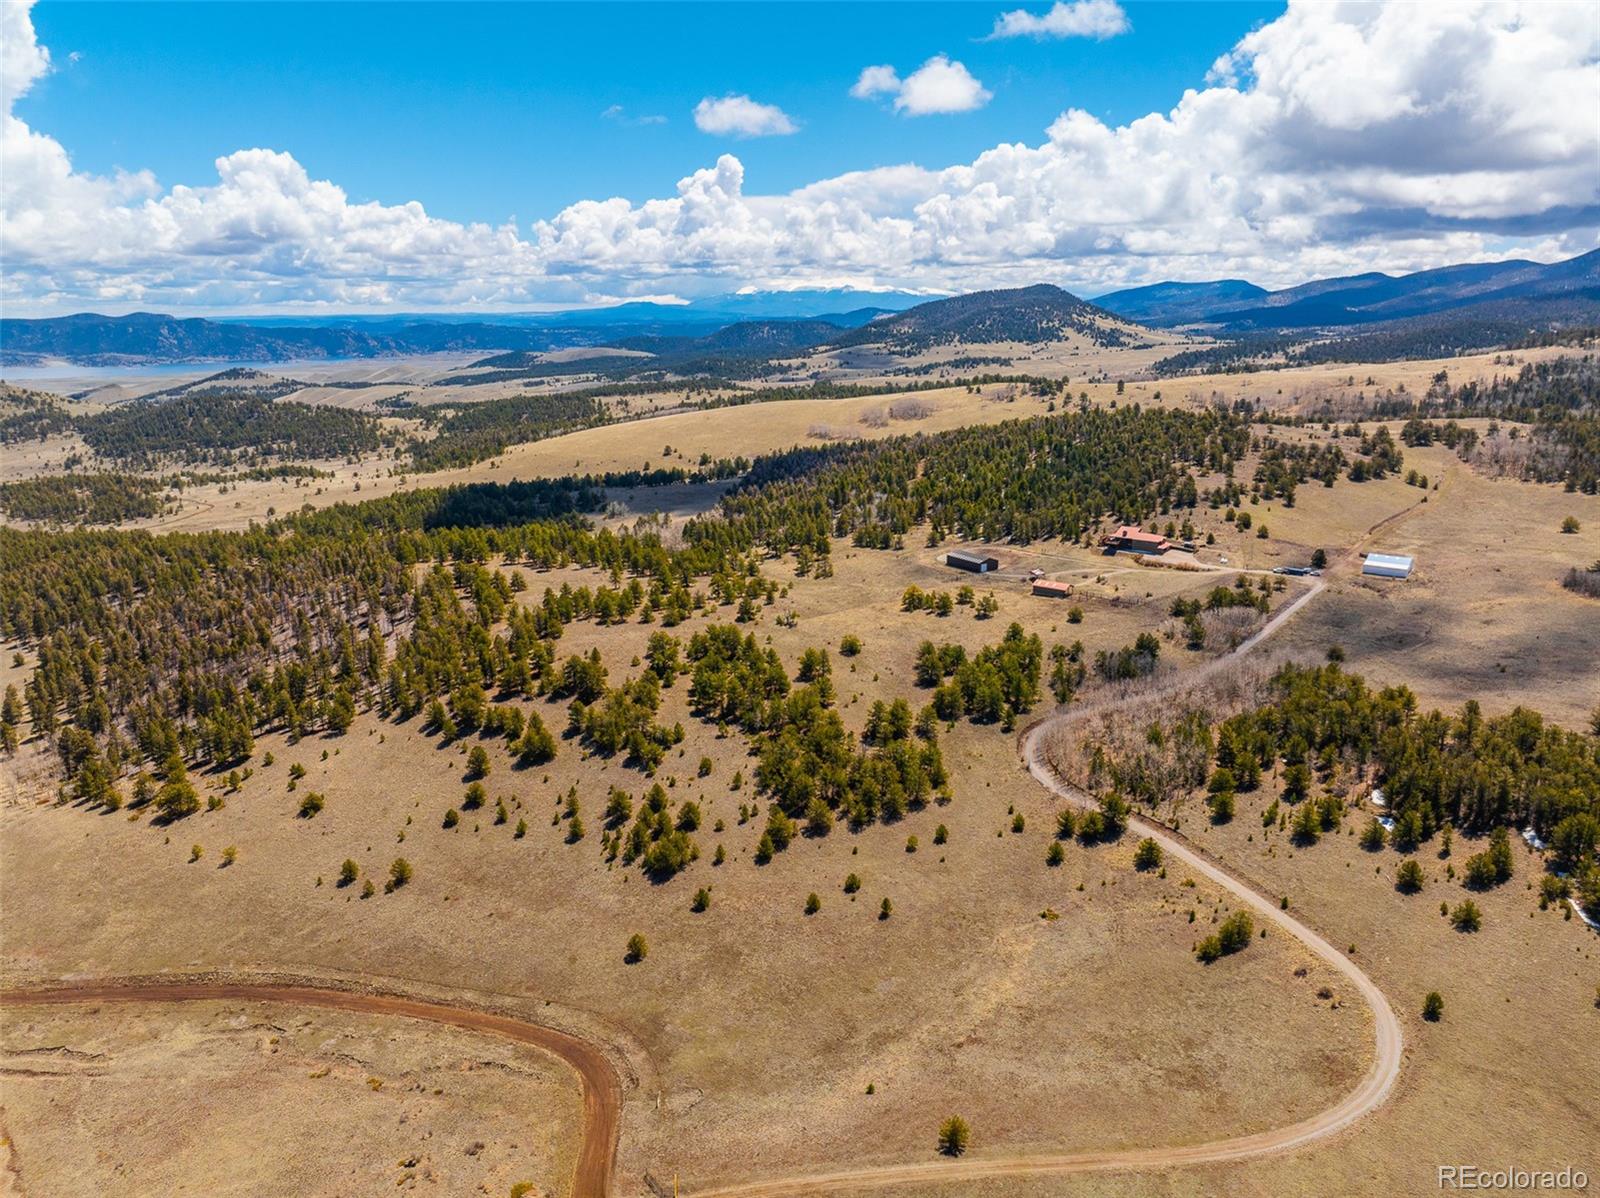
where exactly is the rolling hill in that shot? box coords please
[825,284,1148,351]
[1090,279,1268,325]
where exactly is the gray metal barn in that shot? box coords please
[946,550,999,573]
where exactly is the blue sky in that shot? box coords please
[3,1,1595,315]
[22,2,1280,224]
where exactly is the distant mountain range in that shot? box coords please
[5,253,1595,368]
[1094,249,1600,330]
[0,295,913,367]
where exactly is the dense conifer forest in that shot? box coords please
[0,473,166,523]
[75,391,386,467]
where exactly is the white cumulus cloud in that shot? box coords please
[1,0,1596,314]
[692,94,798,138]
[990,0,1130,41]
[894,56,993,115]
[851,56,992,116]
[850,64,901,101]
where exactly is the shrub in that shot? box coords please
[338,859,359,887]
[805,892,821,915]
[1561,515,1580,533]
[1217,910,1253,952]
[1209,791,1235,823]
[879,897,893,920]
[691,888,711,913]
[937,1115,971,1157]
[1422,991,1444,1021]
[933,824,948,845]
[298,792,325,818]
[840,635,863,657]
[1463,852,1496,889]
[1550,813,1599,871]
[1046,840,1064,867]
[221,845,237,867]
[442,808,459,829]
[1099,793,1129,838]
[1487,825,1514,883]
[514,716,557,765]
[466,745,490,779]
[1198,911,1254,962]
[1055,808,1076,839]
[189,843,203,862]
[1451,899,1482,932]
[844,872,861,894]
[1133,838,1163,870]
[1011,813,1025,833]
[1395,859,1424,893]
[1360,818,1387,851]
[642,830,697,877]
[1291,801,1321,845]
[625,932,648,963]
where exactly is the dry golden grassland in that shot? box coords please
[2,546,1366,1195]
[2,343,1596,1196]
[1039,669,1600,1198]
[0,999,581,1198]
[1,344,1574,537]
[1263,437,1600,728]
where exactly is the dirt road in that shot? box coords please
[0,979,622,1198]
[684,575,1404,1197]
[2,577,1402,1198]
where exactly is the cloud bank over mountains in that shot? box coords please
[2,0,1596,314]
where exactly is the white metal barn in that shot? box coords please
[1362,553,1414,580]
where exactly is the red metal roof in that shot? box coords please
[1107,525,1169,547]
[1032,579,1075,596]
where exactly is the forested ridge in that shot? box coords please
[75,391,387,467]
[1081,662,1600,917]
[0,473,166,523]
[1343,356,1597,493]
[2,402,1395,824]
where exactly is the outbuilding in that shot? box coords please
[1032,579,1075,598]
[1362,553,1414,580]
[946,549,999,573]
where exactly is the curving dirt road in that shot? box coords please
[685,575,1404,1197]
[0,980,622,1198]
[3,574,1404,1198]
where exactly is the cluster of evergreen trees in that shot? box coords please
[0,473,166,523]
[1085,662,1600,915]
[915,624,1044,727]
[1359,356,1597,492]
[0,388,73,444]
[75,391,386,467]
[704,405,1251,564]
[410,392,607,470]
